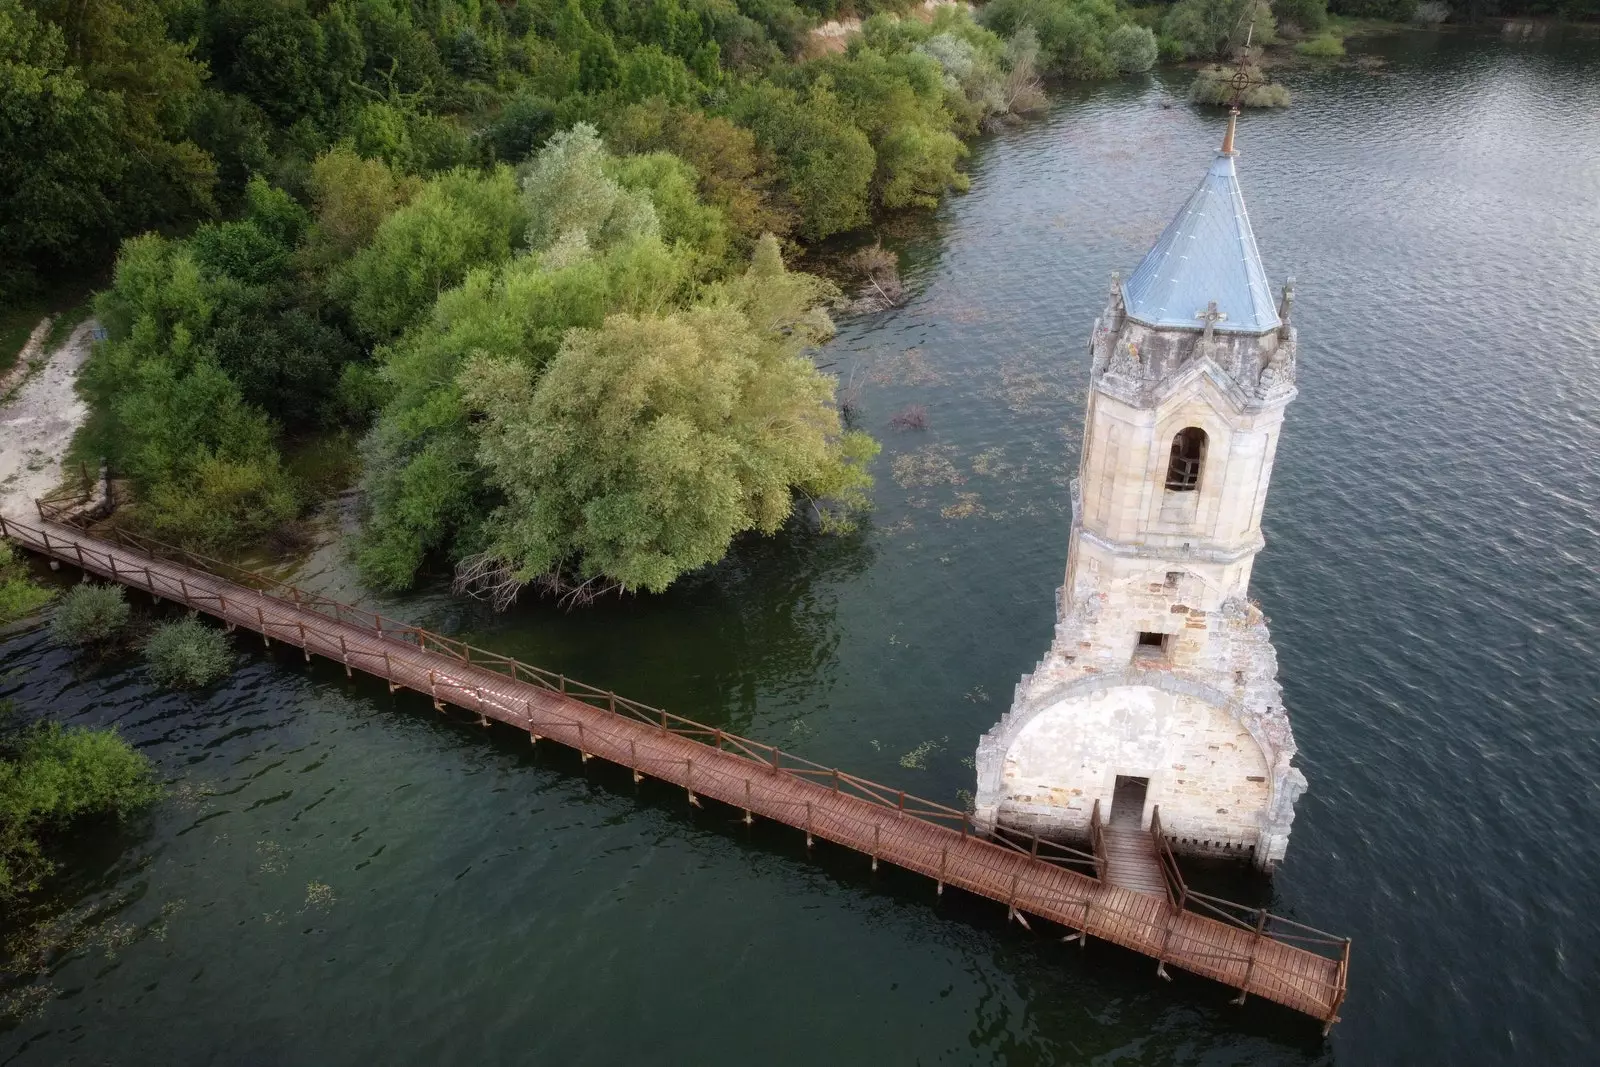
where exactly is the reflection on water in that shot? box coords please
[5,26,1600,1066]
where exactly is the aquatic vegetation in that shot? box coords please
[143,615,232,689]
[941,493,986,519]
[898,736,949,770]
[891,445,965,488]
[50,584,129,646]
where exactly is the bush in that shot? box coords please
[144,615,232,688]
[1275,0,1330,32]
[1295,33,1346,56]
[51,584,130,646]
[1190,64,1292,107]
[1106,25,1158,73]
[0,544,53,625]
[0,722,162,901]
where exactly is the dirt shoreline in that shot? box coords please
[0,318,97,519]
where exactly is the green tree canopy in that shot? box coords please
[458,236,876,595]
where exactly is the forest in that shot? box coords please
[3,0,1584,601]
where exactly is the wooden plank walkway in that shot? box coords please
[1102,822,1169,896]
[1,511,1350,1030]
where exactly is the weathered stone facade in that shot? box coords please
[973,150,1307,870]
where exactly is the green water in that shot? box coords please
[5,26,1600,1065]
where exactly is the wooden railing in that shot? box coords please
[1150,806,1350,1023]
[1088,798,1107,881]
[4,505,1352,1028]
[6,507,1045,853]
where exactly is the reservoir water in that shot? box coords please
[4,26,1599,1066]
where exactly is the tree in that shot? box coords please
[518,124,659,255]
[603,101,796,249]
[1163,0,1276,61]
[0,722,160,902]
[980,0,1131,79]
[0,0,213,288]
[1106,25,1158,73]
[730,78,876,240]
[338,164,527,340]
[306,146,418,264]
[355,236,694,590]
[457,236,876,597]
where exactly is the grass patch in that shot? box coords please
[1296,33,1347,57]
[144,615,232,688]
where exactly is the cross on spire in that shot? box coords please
[1196,301,1228,341]
[1220,19,1267,155]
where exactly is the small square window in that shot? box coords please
[1134,631,1170,664]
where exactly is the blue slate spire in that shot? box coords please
[1121,146,1280,336]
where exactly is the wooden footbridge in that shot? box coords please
[3,502,1349,1031]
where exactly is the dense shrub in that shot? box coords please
[144,616,232,688]
[0,721,161,901]
[1191,64,1292,107]
[51,585,130,646]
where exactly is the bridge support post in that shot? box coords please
[579,722,590,761]
[1156,910,1176,981]
[384,651,396,691]
[339,636,351,677]
[299,622,310,662]
[256,606,269,647]
[937,846,947,895]
[685,758,700,807]
[743,779,753,824]
[871,824,880,871]
[1231,907,1269,1004]
[632,741,642,784]
[429,670,442,710]
[805,802,813,848]
[476,686,489,727]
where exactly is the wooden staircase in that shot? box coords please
[1097,780,1168,895]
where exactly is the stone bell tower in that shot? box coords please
[973,117,1306,870]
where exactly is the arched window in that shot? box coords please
[1165,428,1207,492]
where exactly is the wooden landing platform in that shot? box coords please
[2,512,1349,1029]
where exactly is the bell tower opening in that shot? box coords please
[1165,427,1207,491]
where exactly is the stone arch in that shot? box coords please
[976,670,1240,798]
[974,669,1294,844]
[1165,426,1207,491]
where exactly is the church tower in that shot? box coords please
[972,117,1305,870]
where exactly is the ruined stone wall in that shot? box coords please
[993,686,1272,854]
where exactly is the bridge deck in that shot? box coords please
[2,512,1348,1029]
